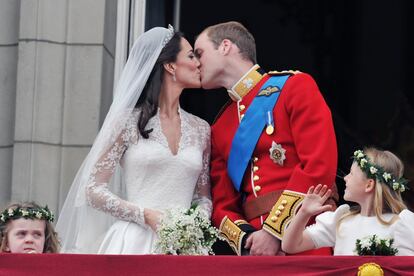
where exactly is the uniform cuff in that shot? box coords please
[219,217,253,255]
[262,190,304,240]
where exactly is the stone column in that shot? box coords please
[11,0,117,215]
[0,0,20,206]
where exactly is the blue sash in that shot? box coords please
[227,75,289,191]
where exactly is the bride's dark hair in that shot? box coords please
[135,31,183,138]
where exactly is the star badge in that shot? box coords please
[269,141,286,166]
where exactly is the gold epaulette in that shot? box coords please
[262,190,305,240]
[219,216,247,256]
[268,70,301,76]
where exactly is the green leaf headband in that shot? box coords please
[353,150,408,193]
[0,205,54,224]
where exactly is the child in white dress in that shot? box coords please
[282,147,414,255]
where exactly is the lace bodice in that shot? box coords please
[85,108,212,226]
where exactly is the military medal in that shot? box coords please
[266,125,274,135]
[269,141,286,166]
[266,111,274,135]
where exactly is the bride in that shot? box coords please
[56,26,212,254]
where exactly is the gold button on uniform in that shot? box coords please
[281,200,288,205]
[253,166,259,172]
[278,205,285,211]
[253,157,258,162]
[275,210,281,216]
[253,175,259,181]
[254,185,261,192]
[271,216,277,222]
[239,104,246,111]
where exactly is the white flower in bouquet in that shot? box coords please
[359,236,371,249]
[355,234,398,256]
[154,205,220,255]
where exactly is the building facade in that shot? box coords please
[0,0,151,215]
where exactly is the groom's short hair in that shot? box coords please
[203,21,257,64]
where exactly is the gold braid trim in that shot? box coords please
[231,65,264,99]
[262,190,304,240]
[234,219,249,226]
[268,70,301,76]
[219,216,247,256]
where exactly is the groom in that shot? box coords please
[194,21,338,256]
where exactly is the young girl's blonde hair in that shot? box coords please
[339,147,407,227]
[0,202,60,253]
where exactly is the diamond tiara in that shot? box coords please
[162,24,175,47]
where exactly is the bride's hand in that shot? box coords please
[144,208,163,231]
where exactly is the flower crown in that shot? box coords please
[353,150,408,193]
[0,205,54,224]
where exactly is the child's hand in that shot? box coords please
[300,184,333,216]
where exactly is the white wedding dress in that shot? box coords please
[85,107,212,254]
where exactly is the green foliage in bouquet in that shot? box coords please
[355,234,398,256]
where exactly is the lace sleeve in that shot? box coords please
[192,122,213,218]
[85,114,146,226]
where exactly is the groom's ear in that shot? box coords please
[219,39,232,55]
[163,63,176,75]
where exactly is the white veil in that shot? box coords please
[56,26,175,253]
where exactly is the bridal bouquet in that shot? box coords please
[355,234,398,256]
[154,205,220,255]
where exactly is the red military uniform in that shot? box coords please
[211,65,337,255]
